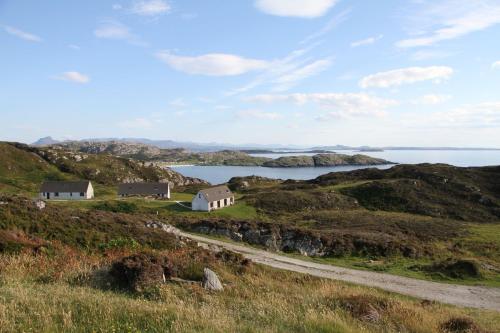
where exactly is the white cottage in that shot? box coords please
[192,185,235,212]
[39,180,94,200]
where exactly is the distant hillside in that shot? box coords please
[0,142,206,194]
[312,164,500,221]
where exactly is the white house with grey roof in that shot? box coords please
[39,181,94,200]
[192,185,235,212]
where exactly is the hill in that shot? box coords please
[0,142,206,194]
[0,195,498,332]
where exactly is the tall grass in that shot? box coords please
[0,249,498,333]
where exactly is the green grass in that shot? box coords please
[0,250,499,333]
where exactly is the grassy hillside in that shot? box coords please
[0,143,70,194]
[0,142,206,196]
[0,196,498,332]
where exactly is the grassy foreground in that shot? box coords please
[0,248,499,333]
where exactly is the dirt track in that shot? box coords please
[181,231,500,311]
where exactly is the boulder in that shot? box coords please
[34,199,46,210]
[202,268,223,291]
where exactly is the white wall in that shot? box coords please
[192,193,210,211]
[192,194,235,211]
[40,183,94,200]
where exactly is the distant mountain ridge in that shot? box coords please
[31,137,500,152]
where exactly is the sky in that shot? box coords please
[1,0,500,147]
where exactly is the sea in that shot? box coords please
[170,150,500,185]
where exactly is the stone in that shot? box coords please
[34,199,46,210]
[202,268,223,291]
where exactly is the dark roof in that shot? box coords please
[199,185,233,202]
[40,181,91,193]
[118,182,170,195]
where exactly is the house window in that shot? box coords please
[55,192,59,197]
[80,192,84,197]
[70,193,73,197]
[199,194,201,198]
[224,198,228,205]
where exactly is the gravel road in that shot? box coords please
[181,232,500,311]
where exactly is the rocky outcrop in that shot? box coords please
[180,220,421,258]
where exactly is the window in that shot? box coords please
[55,192,59,197]
[70,192,73,197]
[199,194,201,198]
[80,192,84,197]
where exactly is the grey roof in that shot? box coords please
[118,182,170,195]
[199,185,233,202]
[40,181,91,193]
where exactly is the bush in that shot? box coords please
[109,253,175,292]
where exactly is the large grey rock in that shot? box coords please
[202,268,223,291]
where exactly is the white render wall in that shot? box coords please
[192,194,210,211]
[40,183,94,200]
[191,193,235,212]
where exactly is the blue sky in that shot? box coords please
[1,0,500,147]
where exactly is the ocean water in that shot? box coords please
[171,150,500,185]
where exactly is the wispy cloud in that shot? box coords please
[155,51,269,76]
[412,94,452,105]
[410,50,451,61]
[237,109,281,120]
[492,61,500,70]
[247,93,398,119]
[254,0,338,18]
[351,34,383,47]
[130,0,170,16]
[397,0,500,48]
[68,44,81,50]
[359,66,453,89]
[272,58,333,91]
[94,20,146,46]
[3,25,42,42]
[53,71,90,84]
[429,102,500,128]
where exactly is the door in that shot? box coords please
[47,193,50,199]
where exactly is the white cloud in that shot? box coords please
[351,35,383,47]
[131,0,170,16]
[413,94,452,105]
[247,93,398,119]
[492,61,500,70]
[94,21,132,39]
[68,44,80,50]
[112,4,123,10]
[53,71,90,84]
[359,66,453,89]
[255,0,338,18]
[397,1,500,48]
[155,51,269,76]
[94,20,145,46]
[3,25,42,42]
[431,102,500,128]
[118,118,153,129]
[272,58,333,91]
[237,109,281,120]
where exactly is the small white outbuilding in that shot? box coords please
[39,180,94,200]
[192,185,235,212]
